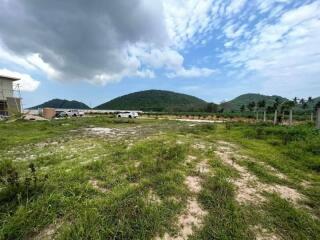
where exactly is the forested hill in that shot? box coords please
[95,90,207,112]
[30,99,90,109]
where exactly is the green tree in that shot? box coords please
[206,103,218,113]
[240,105,245,112]
[247,101,256,112]
[258,100,266,122]
[302,102,308,109]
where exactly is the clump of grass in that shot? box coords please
[0,160,47,203]
[262,194,320,239]
[241,161,287,185]
[193,174,254,239]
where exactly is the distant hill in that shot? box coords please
[30,99,90,109]
[221,93,288,112]
[95,90,207,112]
[292,96,320,113]
[221,94,320,112]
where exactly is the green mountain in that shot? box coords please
[95,90,207,112]
[30,99,90,109]
[221,93,288,112]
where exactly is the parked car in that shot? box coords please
[63,109,85,117]
[55,111,67,118]
[116,111,138,118]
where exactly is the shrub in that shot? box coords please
[0,161,47,202]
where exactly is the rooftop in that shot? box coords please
[0,75,20,81]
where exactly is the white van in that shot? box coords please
[117,111,138,118]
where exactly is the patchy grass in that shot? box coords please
[0,117,320,239]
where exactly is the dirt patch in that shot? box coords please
[186,155,197,164]
[193,143,206,150]
[31,220,63,240]
[176,140,184,145]
[85,127,113,135]
[134,161,141,168]
[146,190,162,204]
[215,141,304,205]
[23,114,48,121]
[175,119,223,123]
[253,225,282,240]
[196,160,210,174]
[89,179,108,193]
[301,180,311,189]
[84,126,154,140]
[156,199,207,240]
[157,168,208,239]
[184,176,202,194]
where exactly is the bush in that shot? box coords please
[0,161,47,202]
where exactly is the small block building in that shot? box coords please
[0,75,22,116]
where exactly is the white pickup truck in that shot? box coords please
[116,111,138,119]
[63,109,84,117]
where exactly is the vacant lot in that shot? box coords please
[0,117,319,240]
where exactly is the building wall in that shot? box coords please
[7,97,22,115]
[0,78,14,100]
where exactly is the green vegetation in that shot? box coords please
[0,117,319,239]
[221,93,288,112]
[30,99,90,109]
[95,90,207,112]
[29,92,320,121]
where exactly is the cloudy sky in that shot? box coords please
[0,0,319,107]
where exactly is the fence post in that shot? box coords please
[317,108,320,129]
[263,110,266,122]
[289,109,293,126]
[311,112,313,122]
[274,110,277,125]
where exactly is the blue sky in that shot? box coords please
[0,0,319,108]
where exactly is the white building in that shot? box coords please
[0,75,22,116]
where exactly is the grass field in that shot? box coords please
[0,117,319,240]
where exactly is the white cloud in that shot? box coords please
[0,44,58,78]
[128,44,215,78]
[0,68,40,92]
[168,66,215,78]
[220,1,320,97]
[163,0,219,48]
[26,54,59,78]
[226,0,247,16]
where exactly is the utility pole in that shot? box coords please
[274,110,277,125]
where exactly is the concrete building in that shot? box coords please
[0,75,22,116]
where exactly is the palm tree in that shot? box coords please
[293,97,298,104]
[308,97,313,103]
